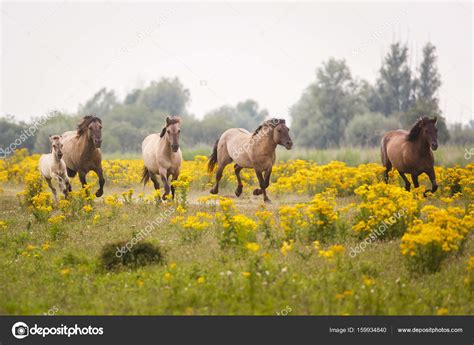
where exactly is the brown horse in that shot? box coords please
[381,116,438,195]
[60,115,105,197]
[141,116,182,200]
[208,118,293,203]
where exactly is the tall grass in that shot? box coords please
[104,145,471,167]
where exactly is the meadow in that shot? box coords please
[0,148,473,315]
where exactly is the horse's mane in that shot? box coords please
[253,118,286,137]
[407,117,434,142]
[77,115,102,137]
[160,116,181,138]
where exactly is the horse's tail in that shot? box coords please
[380,134,390,167]
[207,138,219,173]
[140,166,150,185]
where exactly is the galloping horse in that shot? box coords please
[60,115,105,197]
[39,135,71,201]
[141,116,182,200]
[381,116,439,195]
[208,118,293,203]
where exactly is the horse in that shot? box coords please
[381,116,439,195]
[39,135,71,201]
[141,116,182,200]
[208,118,293,203]
[60,115,105,197]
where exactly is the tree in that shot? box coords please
[374,42,413,116]
[78,88,118,117]
[402,43,449,142]
[344,112,399,147]
[132,77,190,115]
[291,59,361,148]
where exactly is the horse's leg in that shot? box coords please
[255,169,270,203]
[94,167,105,197]
[78,172,89,196]
[169,172,178,199]
[424,168,438,196]
[383,161,392,184]
[210,160,230,195]
[159,168,171,200]
[253,167,272,195]
[66,168,75,191]
[398,171,411,191]
[234,164,243,197]
[149,172,161,190]
[45,177,57,202]
[411,173,420,189]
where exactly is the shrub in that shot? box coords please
[100,241,164,270]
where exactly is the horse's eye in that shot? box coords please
[167,130,170,134]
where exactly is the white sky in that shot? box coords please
[1,1,473,124]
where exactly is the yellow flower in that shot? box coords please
[60,268,70,276]
[241,271,251,278]
[164,272,173,282]
[169,262,177,270]
[436,308,448,315]
[362,275,374,287]
[197,276,206,284]
[48,215,65,225]
[280,240,294,256]
[82,204,93,213]
[137,280,145,287]
[0,220,7,230]
[26,244,35,251]
[42,243,50,251]
[246,242,260,252]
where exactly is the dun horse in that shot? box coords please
[39,135,71,201]
[208,118,293,203]
[381,116,439,195]
[141,116,182,200]
[60,115,105,197]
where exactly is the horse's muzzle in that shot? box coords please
[94,140,102,148]
[284,141,293,150]
[171,145,179,152]
[431,143,438,151]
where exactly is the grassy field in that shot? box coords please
[104,145,472,167]
[0,150,473,315]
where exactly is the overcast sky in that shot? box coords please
[1,1,472,124]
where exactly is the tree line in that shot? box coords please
[1,41,473,155]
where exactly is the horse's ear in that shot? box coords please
[49,135,53,142]
[432,116,438,124]
[166,116,171,125]
[159,127,167,138]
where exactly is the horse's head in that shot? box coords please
[77,115,102,148]
[160,116,181,152]
[409,116,438,150]
[49,135,63,160]
[271,119,293,150]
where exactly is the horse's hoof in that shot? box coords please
[264,198,272,204]
[210,188,217,195]
[95,190,103,197]
[235,187,243,197]
[253,188,262,195]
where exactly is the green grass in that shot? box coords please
[103,145,472,167]
[0,185,472,315]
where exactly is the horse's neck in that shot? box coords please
[77,134,95,159]
[159,136,173,157]
[251,129,277,151]
[411,135,431,157]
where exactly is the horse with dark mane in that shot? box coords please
[60,115,105,197]
[208,118,293,203]
[381,116,439,195]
